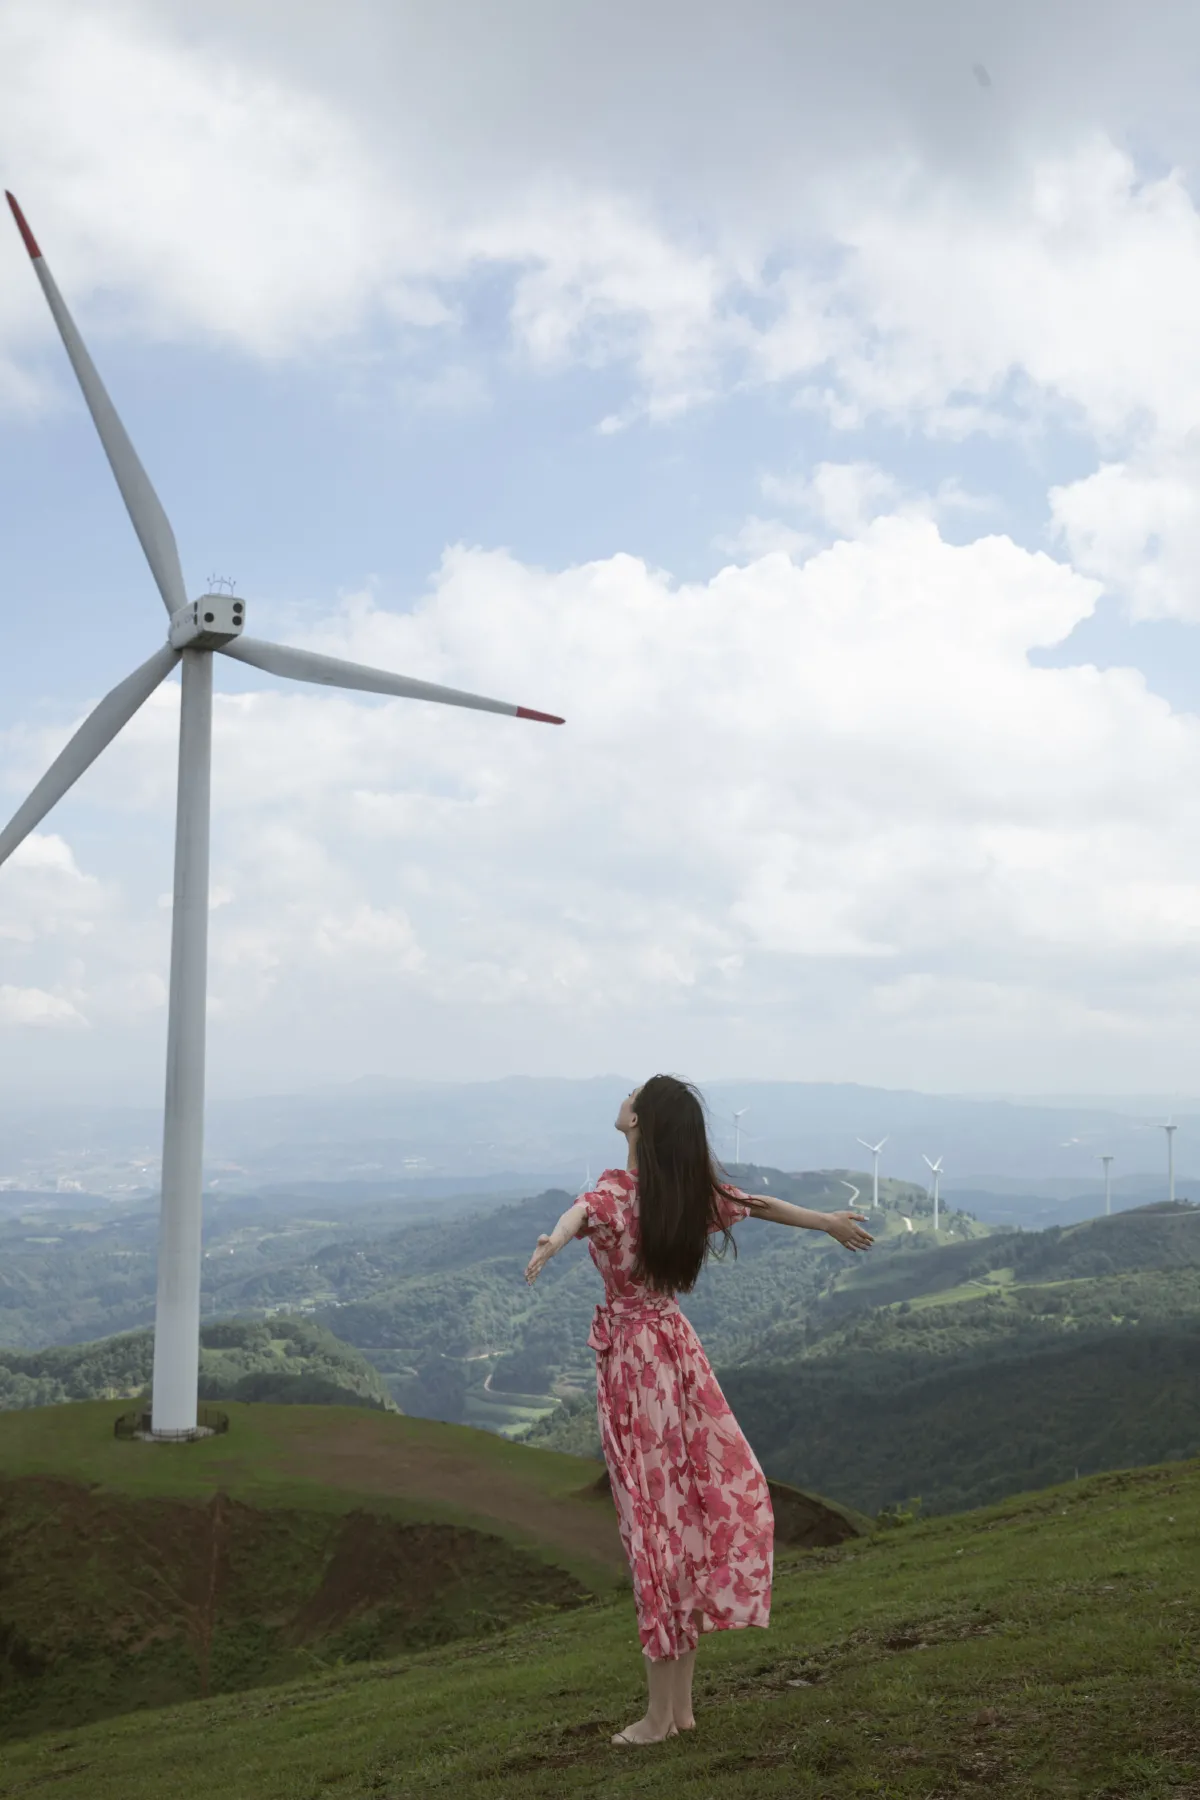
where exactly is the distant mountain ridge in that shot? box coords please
[7,1075,1200,1192]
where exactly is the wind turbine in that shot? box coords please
[922,1154,943,1233]
[1163,1121,1177,1206]
[856,1136,887,1211]
[0,193,563,1438]
[1098,1153,1114,1218]
[732,1107,750,1165]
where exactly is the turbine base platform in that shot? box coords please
[114,1405,230,1443]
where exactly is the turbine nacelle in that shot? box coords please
[169,595,246,650]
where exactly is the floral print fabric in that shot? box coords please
[581,1167,774,1659]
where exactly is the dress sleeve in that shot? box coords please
[709,1183,752,1232]
[577,1178,624,1250]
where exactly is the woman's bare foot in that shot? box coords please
[674,1712,695,1731]
[612,1716,678,1745]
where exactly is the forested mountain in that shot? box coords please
[308,1169,969,1428]
[531,1198,1200,1514]
[0,1318,394,1413]
[0,1183,502,1351]
[0,1166,963,1431]
[718,1319,1200,1517]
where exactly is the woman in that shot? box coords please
[524,1074,874,1745]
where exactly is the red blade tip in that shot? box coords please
[517,706,565,725]
[5,192,41,259]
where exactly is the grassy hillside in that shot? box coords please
[0,1318,395,1413]
[0,1475,592,1741]
[0,1452,1196,1797]
[0,1399,625,1740]
[0,1399,860,1745]
[0,1399,625,1582]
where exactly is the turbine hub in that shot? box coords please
[169,594,246,649]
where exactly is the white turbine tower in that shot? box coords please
[1099,1153,1114,1218]
[856,1136,887,1211]
[1163,1121,1177,1206]
[0,193,564,1439]
[732,1107,749,1165]
[922,1154,943,1233]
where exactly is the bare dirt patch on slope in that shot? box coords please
[266,1413,628,1574]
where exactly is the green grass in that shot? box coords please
[1,1454,1196,1798]
[0,1400,622,1592]
[0,1397,590,1503]
[904,1271,1142,1315]
[0,1400,632,1744]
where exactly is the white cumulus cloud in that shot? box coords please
[8,520,1200,1091]
[0,983,86,1026]
[1050,450,1200,622]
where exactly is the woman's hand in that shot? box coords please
[824,1210,875,1252]
[525,1234,557,1285]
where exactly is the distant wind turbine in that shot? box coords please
[856,1137,887,1211]
[1099,1153,1114,1218]
[1163,1121,1177,1206]
[922,1154,944,1233]
[0,192,564,1439]
[732,1107,750,1164]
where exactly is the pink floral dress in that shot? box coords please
[580,1167,774,1660]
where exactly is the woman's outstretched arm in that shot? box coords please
[741,1193,874,1252]
[524,1200,588,1284]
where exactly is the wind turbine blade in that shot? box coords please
[855,1138,873,1151]
[6,193,187,617]
[220,637,565,723]
[0,645,180,868]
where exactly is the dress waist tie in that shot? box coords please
[588,1293,681,1354]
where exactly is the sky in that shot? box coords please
[5,0,1200,1102]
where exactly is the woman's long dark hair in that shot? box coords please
[631,1074,738,1293]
